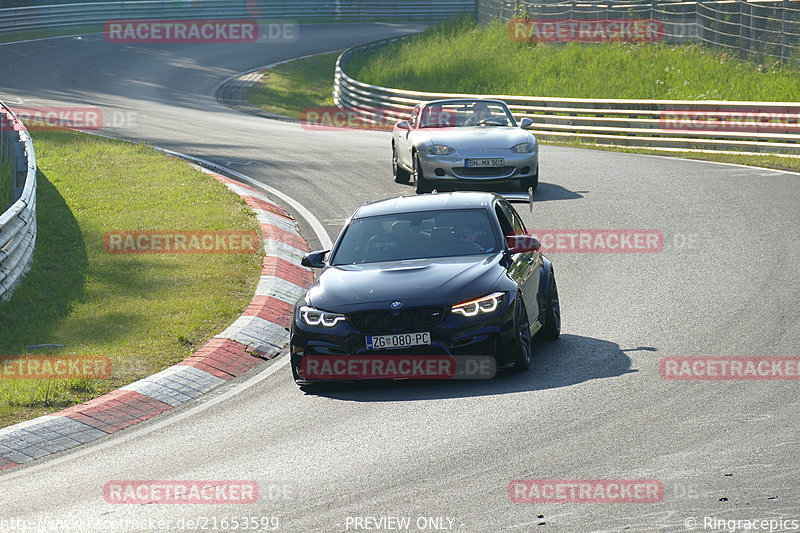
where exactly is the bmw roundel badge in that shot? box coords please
[391,301,403,309]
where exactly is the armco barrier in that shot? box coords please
[0,0,475,36]
[333,36,800,155]
[0,103,36,302]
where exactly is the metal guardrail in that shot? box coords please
[0,0,475,35]
[0,104,37,302]
[334,36,800,155]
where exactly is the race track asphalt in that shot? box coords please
[0,23,798,532]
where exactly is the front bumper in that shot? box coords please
[418,150,538,185]
[290,302,517,384]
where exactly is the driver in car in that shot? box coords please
[453,224,487,253]
[464,102,492,126]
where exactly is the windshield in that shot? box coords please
[331,209,500,265]
[419,100,515,128]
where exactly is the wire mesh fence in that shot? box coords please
[480,0,800,64]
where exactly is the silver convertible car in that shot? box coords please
[391,98,538,194]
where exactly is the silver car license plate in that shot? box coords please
[465,158,504,168]
[366,332,431,350]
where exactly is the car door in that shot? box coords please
[495,199,541,320]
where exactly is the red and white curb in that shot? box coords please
[0,172,312,471]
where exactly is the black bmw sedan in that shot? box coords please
[290,191,560,386]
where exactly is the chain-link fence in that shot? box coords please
[479,0,800,64]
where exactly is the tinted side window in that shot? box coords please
[495,204,514,238]
[497,201,525,235]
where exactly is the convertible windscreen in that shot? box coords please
[331,209,500,265]
[419,101,515,128]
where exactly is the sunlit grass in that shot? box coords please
[346,15,800,101]
[246,52,338,119]
[0,129,262,427]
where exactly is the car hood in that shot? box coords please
[418,127,533,150]
[305,254,505,312]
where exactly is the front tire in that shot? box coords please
[393,144,410,184]
[512,298,532,372]
[539,270,561,339]
[413,153,432,194]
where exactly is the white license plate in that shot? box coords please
[465,158,504,168]
[366,332,431,350]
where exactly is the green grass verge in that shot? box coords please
[346,16,800,101]
[246,52,338,119]
[0,129,262,428]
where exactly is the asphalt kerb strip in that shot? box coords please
[0,171,312,470]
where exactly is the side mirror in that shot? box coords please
[396,120,410,131]
[506,235,540,254]
[301,250,329,268]
[519,117,533,129]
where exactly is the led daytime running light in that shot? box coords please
[451,292,504,317]
[300,306,346,327]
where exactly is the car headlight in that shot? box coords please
[426,144,456,156]
[299,306,346,327]
[451,292,505,317]
[511,141,536,153]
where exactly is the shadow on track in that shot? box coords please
[402,181,584,202]
[301,333,636,402]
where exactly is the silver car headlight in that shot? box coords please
[511,141,536,154]
[299,306,346,327]
[451,292,505,317]
[426,144,456,156]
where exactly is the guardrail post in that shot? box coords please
[12,135,26,203]
[696,2,702,47]
[738,0,745,58]
[780,0,789,63]
[1,112,5,210]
